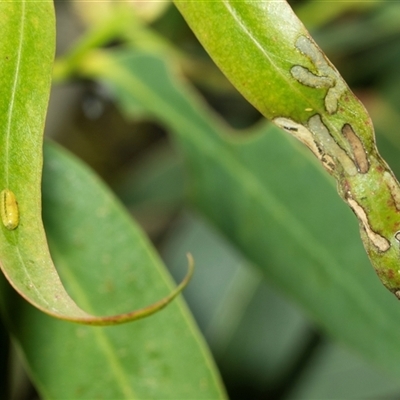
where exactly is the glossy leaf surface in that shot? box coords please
[0,0,191,325]
[173,0,400,297]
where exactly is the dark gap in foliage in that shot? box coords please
[52,82,168,184]
[220,327,324,400]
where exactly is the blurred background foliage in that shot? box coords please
[17,0,400,398]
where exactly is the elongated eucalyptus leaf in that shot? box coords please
[0,141,225,399]
[0,0,190,325]
[173,0,400,298]
[74,47,400,376]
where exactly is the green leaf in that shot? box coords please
[0,0,191,325]
[0,141,226,399]
[173,0,400,299]
[75,48,400,377]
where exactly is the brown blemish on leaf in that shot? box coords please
[290,66,333,89]
[293,35,347,114]
[341,124,369,174]
[273,117,322,159]
[347,198,390,252]
[384,171,400,211]
[307,115,357,176]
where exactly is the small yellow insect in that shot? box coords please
[1,189,19,230]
